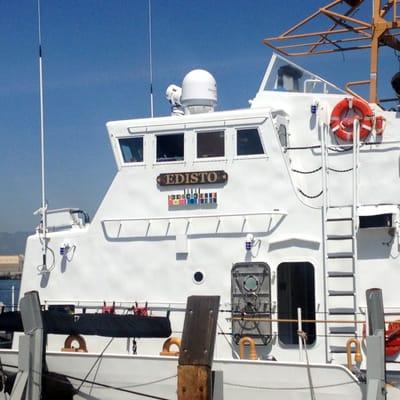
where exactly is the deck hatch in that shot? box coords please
[231,262,271,346]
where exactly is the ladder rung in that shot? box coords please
[329,326,356,334]
[329,308,355,315]
[328,290,355,296]
[327,235,353,240]
[330,345,356,353]
[328,253,354,259]
[328,271,354,278]
[327,217,353,222]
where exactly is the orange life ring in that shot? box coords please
[330,97,373,141]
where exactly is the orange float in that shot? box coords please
[330,97,373,141]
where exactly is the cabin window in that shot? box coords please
[359,214,393,228]
[119,137,144,163]
[278,125,288,147]
[236,128,264,156]
[197,131,225,158]
[277,262,316,345]
[156,133,184,162]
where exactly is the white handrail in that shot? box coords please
[352,119,360,233]
[352,119,360,335]
[102,209,287,224]
[320,119,330,364]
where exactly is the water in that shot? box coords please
[0,279,20,310]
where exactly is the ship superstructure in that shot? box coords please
[2,1,400,399]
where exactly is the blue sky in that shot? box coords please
[0,0,397,233]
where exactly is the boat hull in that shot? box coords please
[0,349,366,399]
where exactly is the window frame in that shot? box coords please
[154,132,185,165]
[118,135,145,166]
[234,126,267,160]
[194,129,226,162]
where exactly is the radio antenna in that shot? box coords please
[37,0,48,272]
[148,0,154,117]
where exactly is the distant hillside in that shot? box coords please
[0,232,31,255]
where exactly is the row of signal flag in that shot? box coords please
[168,189,217,206]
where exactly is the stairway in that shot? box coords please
[325,210,358,359]
[320,121,360,363]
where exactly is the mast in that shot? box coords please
[263,0,400,103]
[37,0,48,272]
[369,0,400,102]
[148,0,154,117]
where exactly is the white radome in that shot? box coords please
[181,69,217,112]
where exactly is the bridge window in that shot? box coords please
[236,128,264,156]
[120,137,144,163]
[277,262,316,345]
[156,133,184,162]
[197,131,225,158]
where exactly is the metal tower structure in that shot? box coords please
[263,0,400,103]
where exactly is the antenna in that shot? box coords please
[148,0,154,117]
[37,0,48,273]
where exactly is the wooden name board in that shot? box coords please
[157,170,228,186]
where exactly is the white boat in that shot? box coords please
[2,0,400,398]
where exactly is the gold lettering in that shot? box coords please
[208,172,217,183]
[175,174,185,184]
[166,174,175,185]
[199,172,208,183]
[159,171,226,186]
[190,173,199,183]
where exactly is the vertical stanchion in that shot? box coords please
[11,285,15,311]
[297,307,303,361]
[365,288,386,400]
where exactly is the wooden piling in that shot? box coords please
[177,295,220,400]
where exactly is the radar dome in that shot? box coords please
[181,69,217,114]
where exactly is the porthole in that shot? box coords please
[193,271,204,284]
[243,275,258,292]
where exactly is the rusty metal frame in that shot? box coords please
[263,0,400,103]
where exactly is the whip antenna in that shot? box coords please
[37,0,48,272]
[148,0,154,117]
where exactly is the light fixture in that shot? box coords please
[245,234,254,251]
